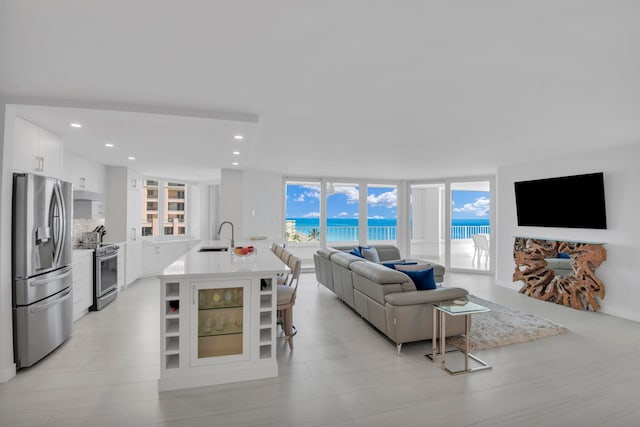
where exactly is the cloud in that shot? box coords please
[368,215,385,219]
[333,186,359,203]
[367,189,397,208]
[452,197,490,217]
[301,185,320,199]
[303,212,320,218]
[294,194,305,202]
[353,212,359,218]
[337,211,349,217]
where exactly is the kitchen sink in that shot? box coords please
[198,246,229,252]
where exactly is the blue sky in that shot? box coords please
[451,190,490,219]
[286,184,397,219]
[286,184,489,220]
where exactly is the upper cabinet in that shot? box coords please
[13,116,63,179]
[63,151,107,194]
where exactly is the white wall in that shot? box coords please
[496,143,640,322]
[220,169,244,242]
[0,102,16,382]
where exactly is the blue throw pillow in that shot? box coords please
[557,252,570,259]
[402,267,437,290]
[349,248,363,258]
[360,246,380,263]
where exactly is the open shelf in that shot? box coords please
[165,354,179,370]
[166,336,179,354]
[259,328,271,344]
[260,311,272,328]
[260,294,272,310]
[259,345,272,359]
[166,300,179,316]
[260,278,273,292]
[166,318,179,335]
[166,282,180,298]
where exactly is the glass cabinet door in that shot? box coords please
[191,280,250,365]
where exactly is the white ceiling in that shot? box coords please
[2,1,640,182]
[12,104,258,182]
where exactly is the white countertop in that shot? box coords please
[160,241,289,278]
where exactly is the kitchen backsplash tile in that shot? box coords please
[73,218,105,245]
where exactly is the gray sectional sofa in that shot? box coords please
[313,244,468,354]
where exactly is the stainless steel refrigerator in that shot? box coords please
[12,173,74,369]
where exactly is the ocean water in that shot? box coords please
[286,218,489,241]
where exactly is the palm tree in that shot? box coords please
[307,228,320,241]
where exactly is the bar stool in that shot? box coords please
[277,256,301,350]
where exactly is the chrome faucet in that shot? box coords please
[217,221,235,248]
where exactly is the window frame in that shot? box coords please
[141,177,190,241]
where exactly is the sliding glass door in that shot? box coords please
[449,180,492,272]
[410,178,494,274]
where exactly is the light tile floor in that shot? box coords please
[2,272,640,426]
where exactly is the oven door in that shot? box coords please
[96,252,118,297]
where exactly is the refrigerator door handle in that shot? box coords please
[29,288,72,314]
[29,266,72,287]
[50,182,66,267]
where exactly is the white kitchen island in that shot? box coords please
[158,242,288,391]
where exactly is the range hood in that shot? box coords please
[73,190,103,201]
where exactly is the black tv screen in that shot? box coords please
[514,172,607,229]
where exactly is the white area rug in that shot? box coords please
[446,295,569,351]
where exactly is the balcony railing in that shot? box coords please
[287,224,490,242]
[450,225,490,239]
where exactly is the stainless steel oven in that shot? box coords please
[91,244,119,310]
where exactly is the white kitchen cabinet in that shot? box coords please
[13,116,63,178]
[106,166,142,287]
[117,243,126,290]
[64,151,107,193]
[126,170,142,285]
[141,240,199,276]
[73,200,105,219]
[71,250,94,321]
[158,248,284,391]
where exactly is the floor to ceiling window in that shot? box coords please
[284,180,321,269]
[326,182,359,243]
[367,184,397,244]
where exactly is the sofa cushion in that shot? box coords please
[332,252,366,268]
[401,268,437,290]
[384,287,469,306]
[372,245,402,262]
[394,262,430,272]
[317,247,340,259]
[360,246,380,262]
[350,261,412,285]
[382,261,417,269]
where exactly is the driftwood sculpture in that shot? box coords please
[513,238,606,311]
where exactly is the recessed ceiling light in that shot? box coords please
[232,162,239,166]
[70,123,82,128]
[234,135,244,140]
[105,143,114,148]
[128,156,135,160]
[232,151,240,155]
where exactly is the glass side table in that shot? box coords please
[427,300,492,375]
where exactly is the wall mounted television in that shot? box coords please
[514,172,607,229]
